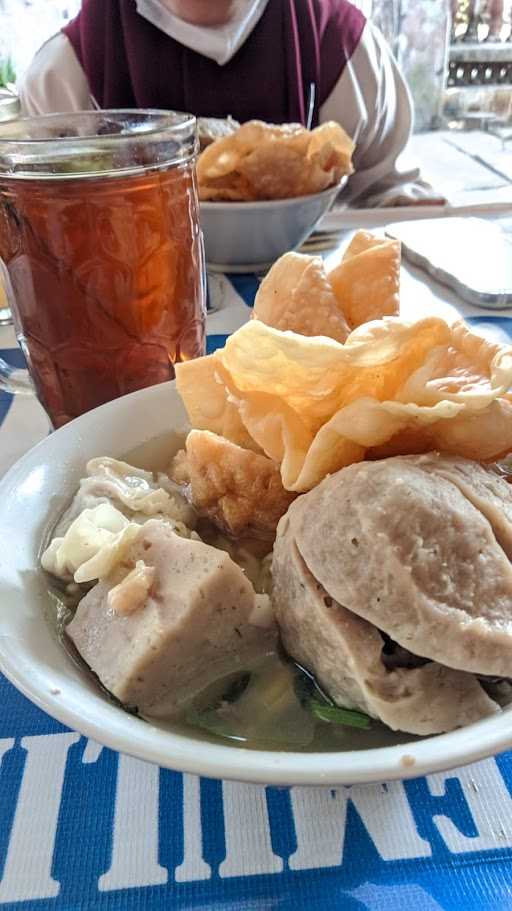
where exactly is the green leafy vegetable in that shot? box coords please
[0,58,16,89]
[310,699,371,729]
[292,661,371,730]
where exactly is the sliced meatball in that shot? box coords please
[272,513,499,735]
[289,455,512,677]
[67,519,276,717]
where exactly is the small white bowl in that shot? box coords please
[1,380,512,785]
[200,180,345,272]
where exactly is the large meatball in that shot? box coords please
[272,454,512,734]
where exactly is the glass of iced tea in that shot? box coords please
[0,110,206,427]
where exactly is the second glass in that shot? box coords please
[0,110,206,427]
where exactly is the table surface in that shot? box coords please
[1,207,512,911]
[407,129,512,207]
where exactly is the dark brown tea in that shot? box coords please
[0,162,205,426]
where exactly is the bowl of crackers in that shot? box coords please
[197,119,354,272]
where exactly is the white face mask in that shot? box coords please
[135,0,270,66]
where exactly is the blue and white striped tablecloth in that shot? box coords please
[1,251,512,911]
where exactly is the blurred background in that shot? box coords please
[0,0,510,203]
[1,0,510,132]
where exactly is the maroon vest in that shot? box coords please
[63,0,365,127]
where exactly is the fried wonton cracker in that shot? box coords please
[174,353,260,452]
[197,120,354,201]
[328,230,400,328]
[303,122,355,195]
[175,316,512,493]
[252,252,350,343]
[173,430,296,539]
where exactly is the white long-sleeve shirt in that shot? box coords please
[18,2,441,207]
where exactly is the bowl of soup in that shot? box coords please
[1,377,512,786]
[2,230,512,785]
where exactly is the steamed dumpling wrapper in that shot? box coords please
[176,316,512,493]
[41,503,140,583]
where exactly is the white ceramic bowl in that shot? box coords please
[200,180,345,272]
[1,381,511,785]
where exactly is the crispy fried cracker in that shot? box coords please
[214,317,512,491]
[253,252,350,342]
[181,429,296,539]
[328,231,400,328]
[175,355,260,452]
[197,120,354,202]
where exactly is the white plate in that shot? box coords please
[0,380,511,785]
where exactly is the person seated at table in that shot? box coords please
[18,0,444,207]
